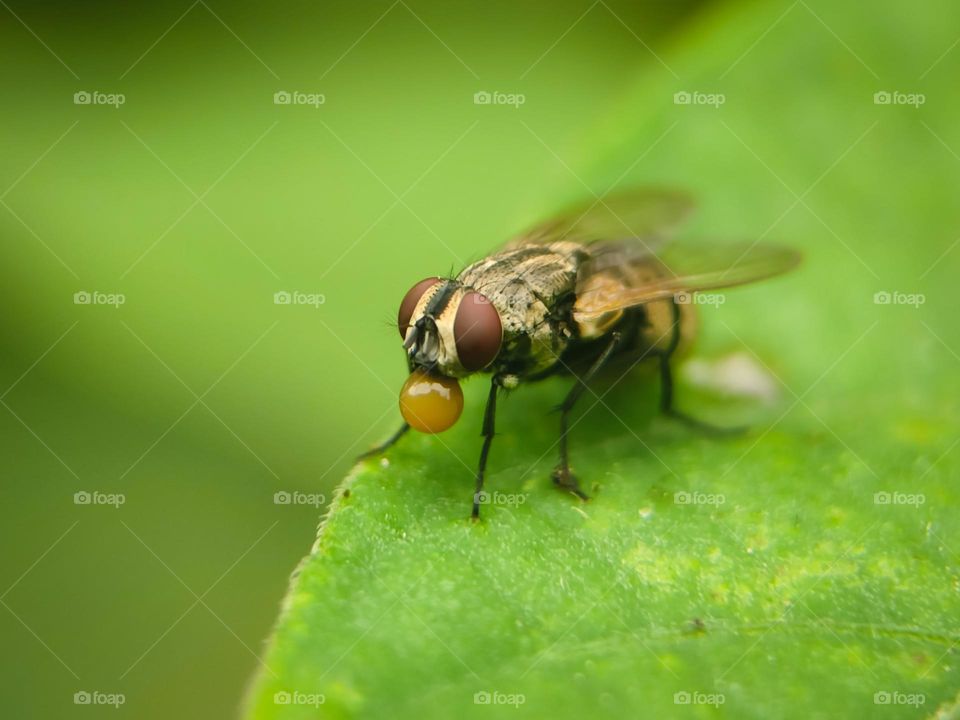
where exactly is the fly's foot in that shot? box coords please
[355,446,384,462]
[664,409,747,437]
[471,492,484,521]
[552,465,590,501]
[356,423,411,462]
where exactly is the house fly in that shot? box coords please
[360,189,800,518]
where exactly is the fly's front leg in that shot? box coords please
[472,376,501,520]
[553,331,623,500]
[356,423,410,461]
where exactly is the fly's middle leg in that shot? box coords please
[553,330,624,500]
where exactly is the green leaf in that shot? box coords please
[246,1,960,717]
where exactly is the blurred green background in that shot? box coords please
[0,1,704,717]
[2,0,958,718]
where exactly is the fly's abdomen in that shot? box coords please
[573,255,698,359]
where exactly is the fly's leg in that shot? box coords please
[658,357,745,434]
[553,331,624,500]
[356,423,410,461]
[658,300,745,435]
[472,377,500,520]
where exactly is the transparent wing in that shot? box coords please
[573,241,801,318]
[507,188,696,251]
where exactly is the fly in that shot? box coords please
[360,189,801,519]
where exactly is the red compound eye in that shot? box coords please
[398,278,441,339]
[453,291,502,370]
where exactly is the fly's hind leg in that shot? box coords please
[658,300,746,435]
[553,331,624,500]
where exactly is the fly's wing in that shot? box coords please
[573,240,801,320]
[507,188,696,252]
[506,189,798,319]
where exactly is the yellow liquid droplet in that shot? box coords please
[399,370,464,433]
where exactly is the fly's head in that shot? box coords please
[398,278,503,378]
[395,278,503,433]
